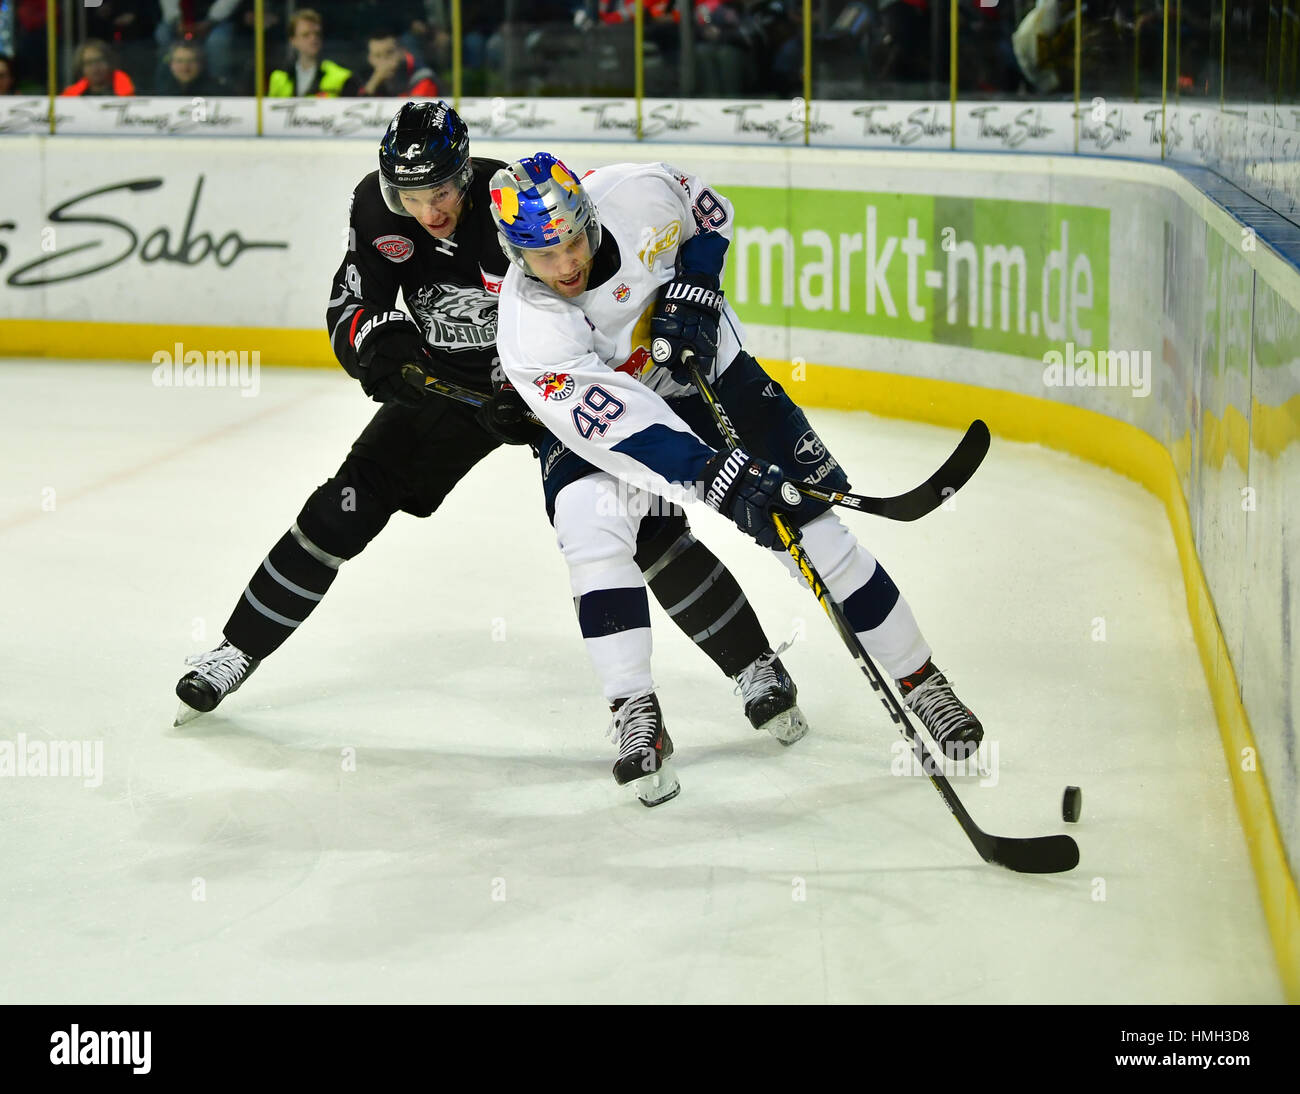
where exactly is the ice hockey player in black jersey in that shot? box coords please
[174,101,809,773]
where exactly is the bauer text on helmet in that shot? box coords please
[490,154,602,297]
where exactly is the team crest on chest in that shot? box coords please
[534,372,576,401]
[374,234,414,263]
[613,283,630,302]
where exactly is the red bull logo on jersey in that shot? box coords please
[534,371,575,401]
[613,283,630,302]
[616,347,650,378]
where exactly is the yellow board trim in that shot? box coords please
[771,358,1300,1003]
[4,319,1298,1001]
[0,320,336,369]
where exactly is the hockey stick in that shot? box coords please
[420,372,987,522]
[785,420,990,521]
[416,372,526,417]
[686,354,1079,875]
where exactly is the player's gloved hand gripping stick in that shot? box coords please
[354,318,436,408]
[473,378,544,446]
[683,350,1080,875]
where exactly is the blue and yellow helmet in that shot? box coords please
[489,153,602,276]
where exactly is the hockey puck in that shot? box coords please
[1062,786,1082,823]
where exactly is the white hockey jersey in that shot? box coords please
[496,161,746,497]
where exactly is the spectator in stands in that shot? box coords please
[155,1,240,87]
[317,0,429,68]
[61,40,136,96]
[598,0,674,22]
[693,0,761,95]
[230,0,284,94]
[0,55,15,95]
[1011,0,1065,93]
[268,9,359,97]
[15,0,50,89]
[876,0,939,87]
[155,41,226,96]
[84,1,156,49]
[84,2,158,92]
[756,1,802,98]
[356,28,438,97]
[415,0,452,73]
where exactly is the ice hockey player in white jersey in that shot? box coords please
[490,154,983,806]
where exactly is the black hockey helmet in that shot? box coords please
[378,100,472,217]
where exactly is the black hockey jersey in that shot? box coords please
[326,157,509,394]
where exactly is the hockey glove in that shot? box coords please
[650,273,723,386]
[475,381,544,446]
[355,314,434,408]
[701,448,802,550]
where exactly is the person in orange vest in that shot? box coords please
[61,39,136,96]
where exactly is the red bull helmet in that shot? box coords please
[488,154,602,276]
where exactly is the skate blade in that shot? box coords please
[633,761,681,808]
[759,704,810,747]
[173,700,205,727]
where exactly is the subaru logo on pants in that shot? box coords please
[794,430,825,464]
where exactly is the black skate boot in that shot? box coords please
[897,658,983,760]
[733,648,809,745]
[608,691,680,807]
[175,640,260,726]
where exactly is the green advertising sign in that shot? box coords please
[722,187,1110,359]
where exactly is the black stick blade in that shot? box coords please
[979,832,1080,874]
[886,418,991,521]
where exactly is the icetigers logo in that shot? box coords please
[408,284,499,352]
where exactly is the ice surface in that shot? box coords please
[0,360,1281,1002]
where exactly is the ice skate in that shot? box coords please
[608,690,680,807]
[174,640,260,726]
[897,658,983,760]
[734,647,809,745]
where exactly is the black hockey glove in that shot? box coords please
[475,381,543,446]
[650,273,723,386]
[701,448,802,550]
[354,313,435,408]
